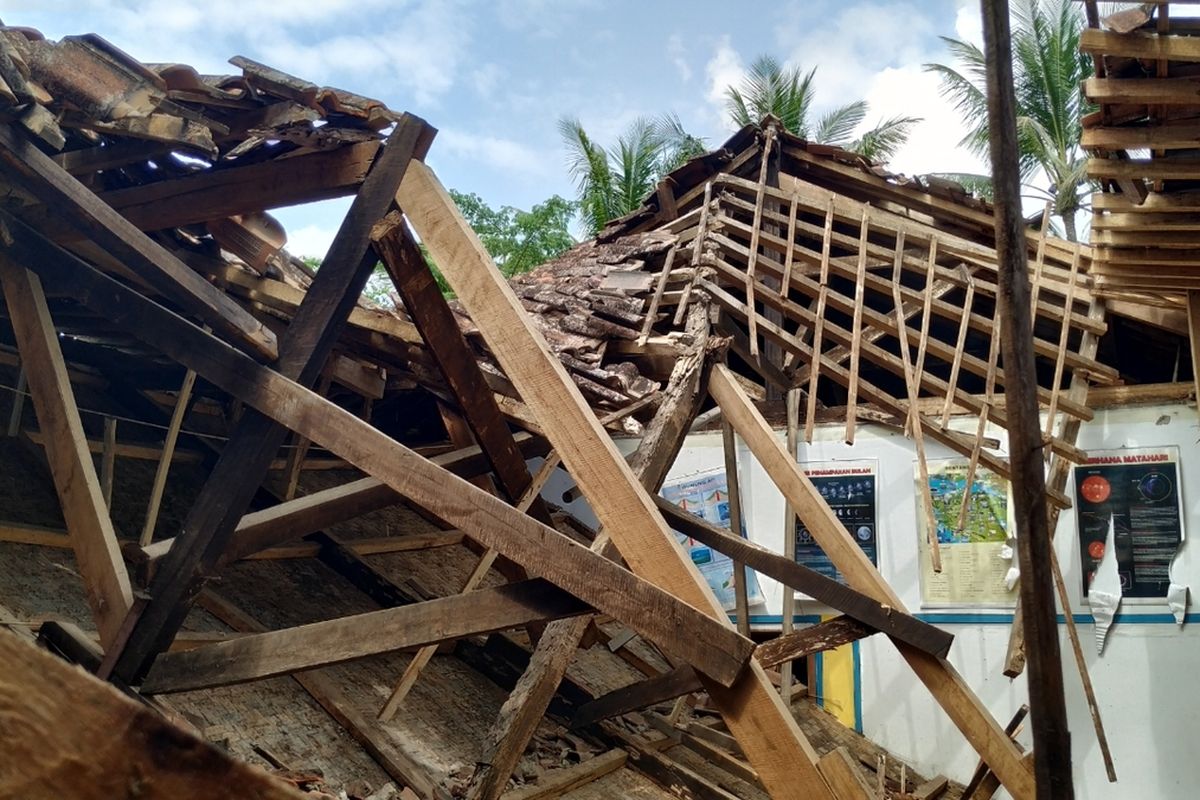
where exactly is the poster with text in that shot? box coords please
[918,459,1016,607]
[661,471,765,611]
[794,460,878,585]
[1074,447,1185,599]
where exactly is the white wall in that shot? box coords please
[539,402,1200,798]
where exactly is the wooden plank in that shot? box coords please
[0,123,277,361]
[0,629,308,800]
[4,365,24,436]
[0,521,72,548]
[10,217,753,687]
[108,115,436,684]
[375,212,552,521]
[1081,27,1200,61]
[244,532,465,560]
[804,196,836,443]
[1088,157,1200,181]
[141,579,591,693]
[815,747,873,800]
[655,495,951,657]
[845,206,870,444]
[721,420,750,636]
[754,616,874,670]
[498,750,628,800]
[1084,76,1200,104]
[780,386,800,701]
[743,127,776,358]
[377,452,558,720]
[1082,122,1200,149]
[571,666,702,729]
[978,6,1073,792]
[100,416,116,507]
[465,302,716,800]
[196,591,447,800]
[1188,291,1200,411]
[0,261,132,648]
[710,363,1035,800]
[139,368,196,545]
[141,433,549,565]
[396,160,830,800]
[912,775,949,800]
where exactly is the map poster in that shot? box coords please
[1074,447,1185,599]
[661,471,765,611]
[794,460,878,584]
[918,459,1016,607]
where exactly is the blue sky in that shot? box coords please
[9,0,988,255]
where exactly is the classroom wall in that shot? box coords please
[539,401,1200,798]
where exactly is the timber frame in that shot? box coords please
[0,22,1154,800]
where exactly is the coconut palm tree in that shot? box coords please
[725,55,920,164]
[558,114,708,237]
[923,0,1092,241]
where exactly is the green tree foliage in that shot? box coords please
[447,189,576,278]
[923,0,1091,241]
[558,113,708,237]
[725,55,920,163]
[298,191,575,303]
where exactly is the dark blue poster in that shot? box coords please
[794,461,878,584]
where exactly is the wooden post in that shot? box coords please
[980,1,1074,796]
[100,417,116,509]
[5,366,25,436]
[139,369,197,545]
[108,115,435,684]
[398,161,835,800]
[780,386,800,702]
[722,420,751,637]
[0,261,133,648]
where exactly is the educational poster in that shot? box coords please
[918,459,1017,607]
[794,460,878,584]
[661,471,765,611]
[1074,447,1185,599]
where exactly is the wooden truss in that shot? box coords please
[0,49,1120,797]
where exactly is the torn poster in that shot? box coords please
[1074,446,1185,599]
[1168,583,1189,626]
[1090,515,1123,654]
[661,470,765,612]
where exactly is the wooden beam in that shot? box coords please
[139,369,196,545]
[498,750,628,800]
[1187,291,1200,408]
[195,591,447,800]
[141,579,590,694]
[1081,28,1200,61]
[0,630,307,799]
[754,616,874,670]
[6,213,753,688]
[108,115,435,684]
[141,434,549,565]
[722,420,751,637]
[1084,76,1200,105]
[374,212,551,521]
[570,666,702,729]
[710,363,1035,800]
[464,301,715,800]
[398,159,833,800]
[815,747,874,800]
[654,495,951,657]
[0,123,277,361]
[5,365,24,436]
[982,2,1074,795]
[0,261,132,648]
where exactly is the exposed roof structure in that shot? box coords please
[0,20,1181,800]
[1082,2,1200,304]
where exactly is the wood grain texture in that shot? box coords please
[0,260,132,648]
[397,159,833,800]
[8,212,751,687]
[755,617,874,669]
[0,122,277,360]
[0,630,306,800]
[142,579,589,693]
[710,363,1035,800]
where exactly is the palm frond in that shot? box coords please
[814,101,867,146]
[851,115,921,163]
[557,116,616,237]
[655,112,708,171]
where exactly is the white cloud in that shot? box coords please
[954,1,984,46]
[858,65,985,179]
[704,36,745,133]
[435,129,550,177]
[285,223,339,260]
[667,34,692,82]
